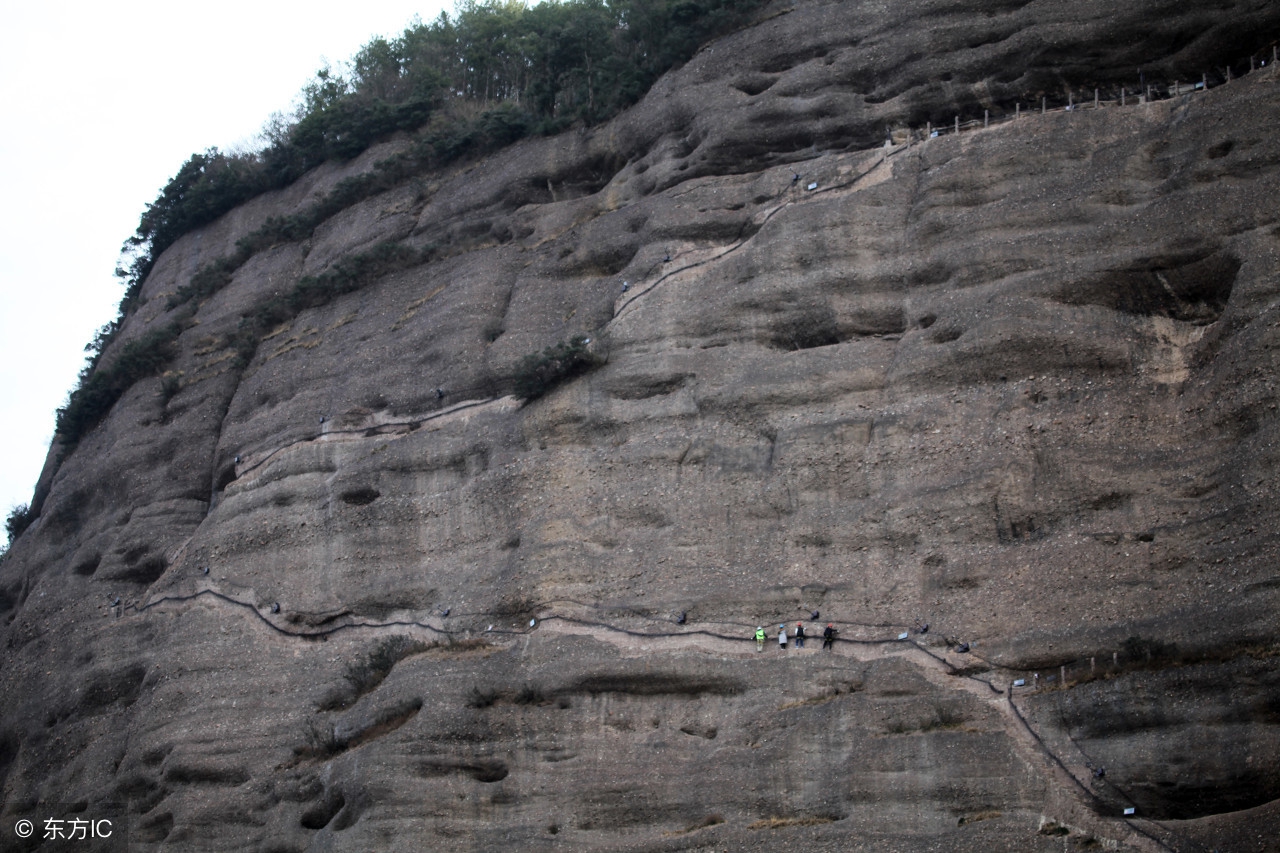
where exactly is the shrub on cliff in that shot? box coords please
[513,335,601,402]
[291,242,424,313]
[55,323,182,446]
[4,503,35,544]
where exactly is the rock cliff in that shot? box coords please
[3,1,1280,851]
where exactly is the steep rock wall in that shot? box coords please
[3,2,1280,851]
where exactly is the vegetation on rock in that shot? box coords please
[55,323,182,447]
[65,0,765,452]
[4,504,35,545]
[227,241,433,367]
[117,0,766,315]
[513,334,602,401]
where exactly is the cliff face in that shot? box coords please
[4,2,1280,851]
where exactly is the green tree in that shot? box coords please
[351,37,403,101]
[76,0,768,458]
[300,64,350,114]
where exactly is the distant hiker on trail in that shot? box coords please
[794,622,806,648]
[755,626,766,652]
[778,624,788,650]
[822,623,837,650]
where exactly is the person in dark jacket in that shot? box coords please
[794,622,806,648]
[822,623,837,650]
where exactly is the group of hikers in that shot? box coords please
[754,622,836,651]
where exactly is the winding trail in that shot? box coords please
[612,143,907,322]
[231,395,522,486]
[535,614,1175,853]
[122,582,1195,851]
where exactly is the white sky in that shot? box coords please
[0,0,453,527]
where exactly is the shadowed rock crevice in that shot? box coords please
[732,73,780,96]
[566,672,745,697]
[511,151,630,207]
[768,303,843,351]
[163,763,251,786]
[1061,248,1240,324]
[71,553,101,576]
[338,486,380,506]
[300,789,346,830]
[560,238,641,278]
[417,757,509,783]
[603,371,695,400]
[764,300,907,351]
[111,550,168,585]
[214,462,237,493]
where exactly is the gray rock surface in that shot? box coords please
[3,2,1280,850]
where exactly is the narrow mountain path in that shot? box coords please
[536,614,1171,853]
[125,580,1177,851]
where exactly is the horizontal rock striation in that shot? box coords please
[3,1,1280,850]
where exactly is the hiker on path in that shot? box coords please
[778,624,788,650]
[822,623,837,650]
[755,626,766,652]
[794,622,806,648]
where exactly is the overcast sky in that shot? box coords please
[0,0,454,527]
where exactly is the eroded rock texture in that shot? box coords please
[3,1,1280,851]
